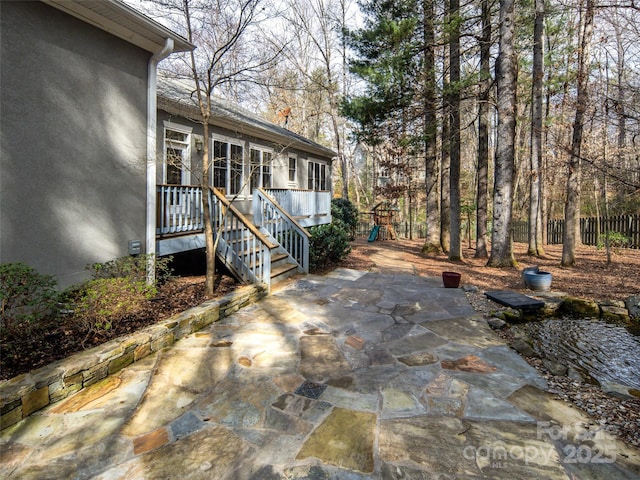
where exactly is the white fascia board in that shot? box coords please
[42,0,194,54]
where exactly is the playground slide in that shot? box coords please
[368,225,380,242]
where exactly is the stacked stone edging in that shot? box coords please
[0,284,266,431]
[495,291,638,326]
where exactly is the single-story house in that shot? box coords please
[1,0,335,290]
[155,77,336,286]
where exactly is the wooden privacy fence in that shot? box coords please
[514,214,639,249]
[358,214,639,249]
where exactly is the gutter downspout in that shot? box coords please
[146,38,174,283]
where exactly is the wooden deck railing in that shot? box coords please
[209,187,276,287]
[156,185,203,236]
[254,188,310,273]
[156,185,322,286]
[263,188,331,226]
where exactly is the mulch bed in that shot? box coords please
[0,275,237,381]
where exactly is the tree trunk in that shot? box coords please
[487,0,517,267]
[448,0,462,261]
[440,0,450,254]
[528,0,545,256]
[562,0,595,266]
[422,0,441,255]
[200,118,217,297]
[475,0,491,259]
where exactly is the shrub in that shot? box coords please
[331,198,359,240]
[73,277,156,334]
[309,221,352,272]
[88,254,172,284]
[0,263,59,330]
[596,231,631,252]
[70,254,172,335]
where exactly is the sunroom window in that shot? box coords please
[250,147,273,192]
[163,123,191,185]
[212,139,244,196]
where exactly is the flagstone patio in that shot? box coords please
[1,266,639,479]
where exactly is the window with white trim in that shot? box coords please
[307,160,328,191]
[212,138,244,196]
[249,147,273,192]
[288,154,297,183]
[163,122,192,185]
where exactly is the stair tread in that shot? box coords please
[271,262,298,278]
[244,252,290,269]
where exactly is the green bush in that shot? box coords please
[71,254,172,334]
[73,277,156,333]
[331,198,359,240]
[309,221,352,272]
[0,263,59,330]
[88,254,172,284]
[596,231,631,251]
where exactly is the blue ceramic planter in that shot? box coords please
[523,270,552,291]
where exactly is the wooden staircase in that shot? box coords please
[209,187,309,291]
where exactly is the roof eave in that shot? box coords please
[158,97,337,160]
[42,0,194,54]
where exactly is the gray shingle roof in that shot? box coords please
[157,76,336,160]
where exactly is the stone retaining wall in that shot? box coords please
[495,292,639,326]
[0,284,267,431]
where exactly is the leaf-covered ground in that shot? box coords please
[341,238,640,302]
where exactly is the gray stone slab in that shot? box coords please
[463,386,536,422]
[422,316,504,349]
[352,365,405,394]
[379,416,481,477]
[386,330,449,356]
[485,290,545,311]
[321,385,379,411]
[381,323,414,342]
[171,411,205,439]
[480,345,548,390]
[323,268,368,281]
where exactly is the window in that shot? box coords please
[307,160,328,191]
[213,140,227,191]
[212,138,244,196]
[288,155,297,183]
[163,122,192,185]
[314,163,321,191]
[320,164,327,191]
[249,147,273,193]
[250,148,261,192]
[230,144,243,195]
[262,151,272,188]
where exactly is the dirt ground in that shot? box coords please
[339,238,640,302]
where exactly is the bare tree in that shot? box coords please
[475,0,492,259]
[150,0,277,296]
[270,0,351,198]
[562,0,596,266]
[421,0,441,255]
[448,0,463,261]
[528,0,545,256]
[488,0,517,267]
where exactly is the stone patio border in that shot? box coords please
[0,284,267,431]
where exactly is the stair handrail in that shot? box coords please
[209,187,276,287]
[210,187,278,248]
[253,187,310,273]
